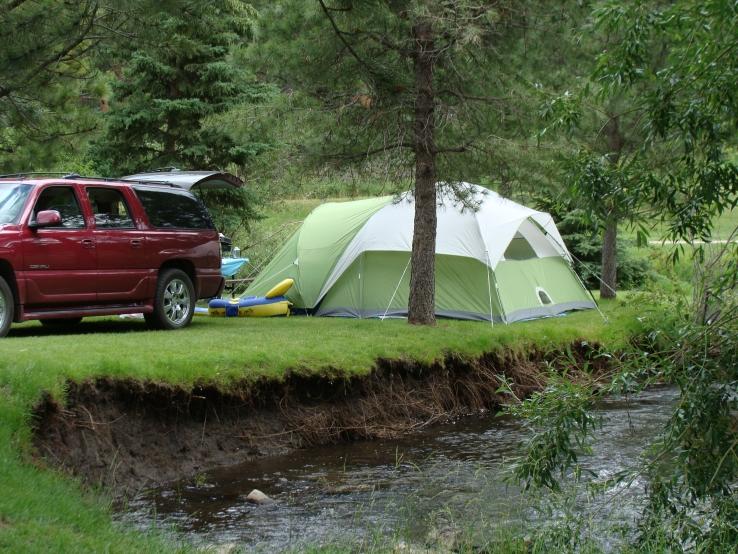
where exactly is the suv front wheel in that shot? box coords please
[0,276,13,338]
[145,269,195,330]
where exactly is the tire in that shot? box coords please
[0,276,13,338]
[145,269,195,330]
[40,317,83,328]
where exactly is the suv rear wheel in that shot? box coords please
[0,276,13,337]
[145,269,195,330]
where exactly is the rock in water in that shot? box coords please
[245,489,274,505]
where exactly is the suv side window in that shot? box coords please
[135,189,214,229]
[33,186,85,229]
[87,187,134,229]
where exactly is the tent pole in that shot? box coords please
[381,257,411,321]
[485,250,509,324]
[494,279,508,324]
[484,251,494,326]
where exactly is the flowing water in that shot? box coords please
[123,386,678,551]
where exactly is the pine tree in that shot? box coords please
[255,0,566,325]
[93,0,261,175]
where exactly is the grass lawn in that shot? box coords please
[0,295,656,552]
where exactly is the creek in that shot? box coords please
[122,386,677,551]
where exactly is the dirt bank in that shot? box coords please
[32,341,607,495]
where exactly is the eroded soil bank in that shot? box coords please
[32,341,607,494]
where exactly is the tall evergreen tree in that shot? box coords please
[255,0,567,325]
[93,0,261,175]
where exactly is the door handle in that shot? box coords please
[81,239,95,248]
[130,238,143,248]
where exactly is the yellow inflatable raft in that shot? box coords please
[208,279,294,317]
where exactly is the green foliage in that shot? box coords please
[593,0,738,244]
[0,1,110,171]
[535,193,651,290]
[501,373,599,492]
[91,0,268,176]
[631,306,738,550]
[581,5,738,545]
[566,152,645,228]
[195,186,262,238]
[505,278,737,550]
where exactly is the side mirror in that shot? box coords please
[31,210,62,229]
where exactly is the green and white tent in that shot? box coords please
[246,184,596,323]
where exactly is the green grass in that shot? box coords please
[3,298,643,384]
[0,296,654,552]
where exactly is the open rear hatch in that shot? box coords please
[121,169,243,191]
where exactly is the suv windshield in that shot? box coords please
[0,183,32,225]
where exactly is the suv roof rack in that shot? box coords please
[0,172,179,187]
[0,172,80,179]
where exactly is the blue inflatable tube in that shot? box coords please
[208,296,291,317]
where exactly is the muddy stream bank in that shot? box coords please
[33,343,604,492]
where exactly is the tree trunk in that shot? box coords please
[601,114,624,299]
[600,217,617,299]
[407,21,437,326]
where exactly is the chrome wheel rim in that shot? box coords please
[163,278,191,325]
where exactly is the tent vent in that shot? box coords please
[537,287,552,305]
[503,233,538,260]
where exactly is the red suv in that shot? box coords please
[0,175,224,337]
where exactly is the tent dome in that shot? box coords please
[246,184,595,323]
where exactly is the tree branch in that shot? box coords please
[323,141,413,161]
[344,29,410,56]
[1,0,28,15]
[434,142,473,154]
[437,88,508,104]
[317,0,375,76]
[35,2,99,76]
[0,2,100,101]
